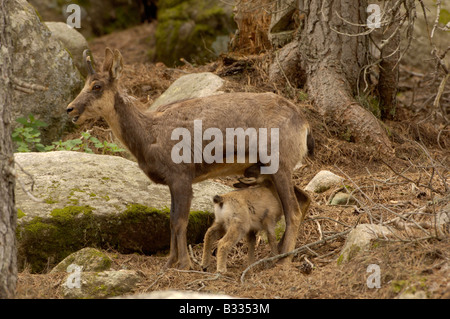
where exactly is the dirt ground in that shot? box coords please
[15,24,449,299]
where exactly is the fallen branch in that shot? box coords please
[240,228,352,284]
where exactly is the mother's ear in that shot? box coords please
[103,48,123,80]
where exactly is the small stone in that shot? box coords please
[398,291,427,299]
[50,247,112,274]
[62,269,143,299]
[338,224,393,263]
[305,170,344,193]
[330,192,357,206]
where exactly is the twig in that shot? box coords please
[14,160,44,203]
[240,228,352,284]
[189,244,201,266]
[314,220,323,241]
[430,0,441,39]
[12,76,48,94]
[305,216,352,228]
[275,51,295,93]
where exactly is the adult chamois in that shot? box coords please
[66,48,313,269]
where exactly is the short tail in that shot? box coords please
[213,195,223,204]
[294,186,311,222]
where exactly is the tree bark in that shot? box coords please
[377,1,400,120]
[0,0,17,299]
[269,0,393,153]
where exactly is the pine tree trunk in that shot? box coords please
[377,1,400,120]
[269,0,394,153]
[0,0,17,299]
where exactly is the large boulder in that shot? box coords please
[9,0,84,144]
[45,22,90,77]
[149,72,225,110]
[15,151,233,272]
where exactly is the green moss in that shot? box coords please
[17,206,98,273]
[154,0,236,66]
[391,276,429,296]
[357,94,381,119]
[298,91,309,101]
[341,128,354,143]
[17,209,26,219]
[102,6,138,34]
[391,280,411,294]
[337,254,344,265]
[44,196,59,204]
[347,244,361,261]
[52,247,112,273]
[122,203,170,222]
[50,205,94,222]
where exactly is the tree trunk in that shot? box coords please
[0,0,17,299]
[377,1,400,120]
[269,0,393,153]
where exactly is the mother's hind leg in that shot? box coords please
[271,169,301,264]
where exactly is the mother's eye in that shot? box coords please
[92,84,102,91]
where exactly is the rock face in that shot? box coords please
[9,0,84,144]
[305,170,344,193]
[149,72,225,111]
[154,0,235,66]
[15,151,233,272]
[45,22,90,77]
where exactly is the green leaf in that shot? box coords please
[33,119,48,128]
[17,145,30,152]
[35,143,46,152]
[15,117,29,125]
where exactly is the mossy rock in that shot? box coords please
[17,203,214,273]
[62,269,143,299]
[50,247,112,273]
[154,0,236,66]
[14,151,231,273]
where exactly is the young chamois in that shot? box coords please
[66,48,313,269]
[201,166,311,273]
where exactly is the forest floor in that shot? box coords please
[16,23,449,299]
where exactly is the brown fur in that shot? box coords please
[66,48,313,269]
[201,176,311,273]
